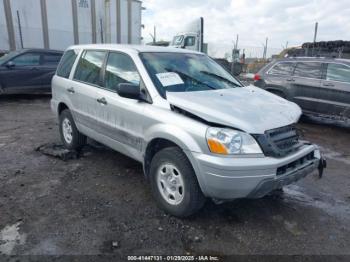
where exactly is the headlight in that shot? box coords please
[206,127,262,155]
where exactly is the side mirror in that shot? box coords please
[117,83,141,100]
[6,61,15,68]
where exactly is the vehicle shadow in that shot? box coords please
[0,94,51,102]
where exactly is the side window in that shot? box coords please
[184,36,196,47]
[74,50,106,86]
[11,53,40,66]
[43,53,62,65]
[268,62,295,76]
[293,62,321,79]
[56,49,79,78]
[104,52,140,92]
[326,63,350,83]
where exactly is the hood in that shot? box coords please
[167,85,302,134]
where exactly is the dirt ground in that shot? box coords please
[0,95,349,258]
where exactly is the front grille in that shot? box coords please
[254,125,302,157]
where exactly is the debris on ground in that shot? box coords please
[193,236,202,243]
[35,143,79,161]
[112,241,120,248]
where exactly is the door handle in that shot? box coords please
[97,97,107,105]
[67,87,75,94]
[323,83,334,87]
[286,78,295,82]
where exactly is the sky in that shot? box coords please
[141,0,350,58]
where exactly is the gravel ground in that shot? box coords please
[0,95,349,259]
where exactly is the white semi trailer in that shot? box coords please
[0,0,142,51]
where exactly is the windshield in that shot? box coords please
[171,35,184,46]
[140,52,242,96]
[0,50,21,65]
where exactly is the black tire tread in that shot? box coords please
[149,146,206,217]
[59,109,86,150]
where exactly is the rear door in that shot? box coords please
[290,61,323,113]
[70,50,107,131]
[1,52,42,93]
[321,62,350,118]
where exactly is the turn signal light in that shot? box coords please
[207,139,228,155]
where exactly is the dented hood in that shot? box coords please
[167,85,302,134]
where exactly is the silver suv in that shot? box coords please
[51,45,325,217]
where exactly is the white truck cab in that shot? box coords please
[169,17,206,53]
[170,32,201,52]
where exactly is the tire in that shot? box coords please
[149,147,206,217]
[59,109,86,150]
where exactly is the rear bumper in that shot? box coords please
[191,144,320,199]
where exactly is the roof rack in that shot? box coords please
[287,56,327,59]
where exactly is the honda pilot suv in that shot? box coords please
[51,45,325,217]
[254,57,350,124]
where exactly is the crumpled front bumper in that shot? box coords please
[190,144,322,200]
[247,158,319,198]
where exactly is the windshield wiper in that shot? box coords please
[200,70,241,87]
[164,68,216,90]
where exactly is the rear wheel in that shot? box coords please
[59,109,86,150]
[149,147,206,217]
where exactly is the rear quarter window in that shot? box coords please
[43,53,62,65]
[268,62,295,76]
[56,49,79,78]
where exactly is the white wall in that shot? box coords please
[0,2,9,50]
[131,0,141,44]
[95,0,105,43]
[1,0,142,51]
[120,0,128,43]
[10,0,44,49]
[77,0,93,44]
[109,0,117,43]
[46,0,74,50]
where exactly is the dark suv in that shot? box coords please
[254,57,350,122]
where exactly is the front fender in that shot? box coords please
[143,123,208,195]
[144,123,203,153]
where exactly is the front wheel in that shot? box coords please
[149,147,206,217]
[59,109,86,150]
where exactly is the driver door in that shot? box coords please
[95,51,145,161]
[183,36,197,51]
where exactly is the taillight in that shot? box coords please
[254,74,261,81]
